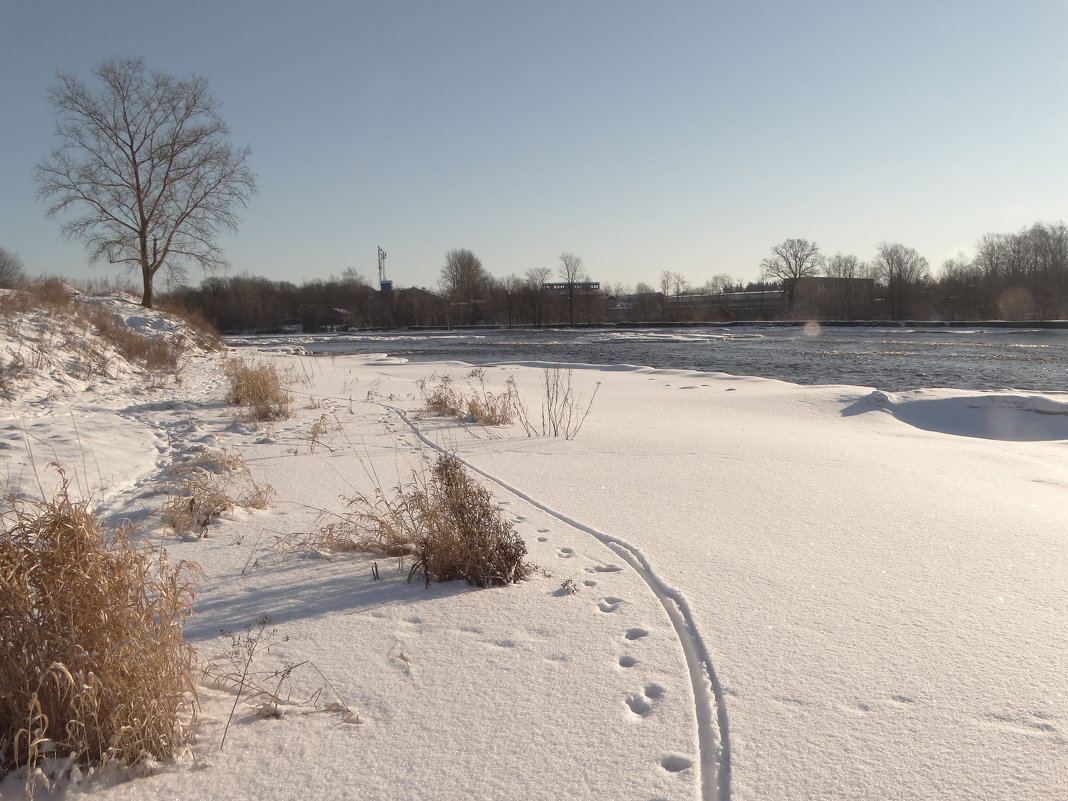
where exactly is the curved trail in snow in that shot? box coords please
[382,404,732,801]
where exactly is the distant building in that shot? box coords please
[789,276,876,320]
[543,281,601,293]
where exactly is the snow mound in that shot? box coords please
[0,290,223,502]
[855,389,1068,441]
[0,290,217,404]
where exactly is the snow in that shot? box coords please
[1,297,1065,801]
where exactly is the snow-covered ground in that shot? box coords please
[1,295,1065,800]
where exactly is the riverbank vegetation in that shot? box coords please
[151,220,1068,332]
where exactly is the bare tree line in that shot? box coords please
[144,221,1064,333]
[754,224,1068,320]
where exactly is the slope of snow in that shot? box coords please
[1,319,1064,801]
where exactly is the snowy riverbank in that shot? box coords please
[1,296,1065,800]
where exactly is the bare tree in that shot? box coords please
[439,248,489,323]
[659,270,689,321]
[822,253,876,319]
[872,242,930,320]
[36,57,256,308]
[825,252,860,279]
[525,266,551,326]
[0,247,26,289]
[700,273,737,295]
[559,251,585,326]
[760,238,824,312]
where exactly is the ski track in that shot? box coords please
[383,403,732,801]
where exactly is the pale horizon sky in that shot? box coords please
[2,0,1067,293]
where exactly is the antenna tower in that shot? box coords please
[377,246,393,292]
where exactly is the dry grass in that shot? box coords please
[223,357,293,421]
[298,453,530,587]
[160,449,274,537]
[0,279,74,317]
[27,279,75,311]
[419,368,515,426]
[0,476,200,791]
[0,354,25,401]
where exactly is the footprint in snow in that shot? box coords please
[625,684,666,718]
[598,597,625,613]
[660,755,693,774]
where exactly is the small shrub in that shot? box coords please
[303,453,530,587]
[223,357,293,421]
[412,454,529,586]
[161,449,274,536]
[0,476,200,790]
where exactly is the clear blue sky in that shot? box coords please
[2,0,1066,292]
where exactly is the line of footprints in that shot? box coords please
[540,527,695,778]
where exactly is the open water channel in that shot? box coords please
[229,324,1068,393]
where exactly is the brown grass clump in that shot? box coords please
[419,369,515,426]
[161,449,274,537]
[223,357,293,421]
[0,477,200,790]
[27,278,76,310]
[86,307,183,371]
[303,453,530,587]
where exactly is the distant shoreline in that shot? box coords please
[247,319,1068,336]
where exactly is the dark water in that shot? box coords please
[228,325,1068,393]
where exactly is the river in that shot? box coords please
[227,324,1068,393]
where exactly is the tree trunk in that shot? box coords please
[141,266,154,308]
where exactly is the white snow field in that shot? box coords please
[0,296,1064,800]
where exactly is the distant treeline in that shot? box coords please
[163,221,1068,332]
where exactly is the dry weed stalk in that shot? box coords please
[299,453,530,587]
[215,612,292,750]
[513,366,599,440]
[308,414,331,453]
[0,475,201,790]
[223,357,293,421]
[161,449,274,537]
[202,619,357,742]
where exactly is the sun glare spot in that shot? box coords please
[803,321,822,337]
